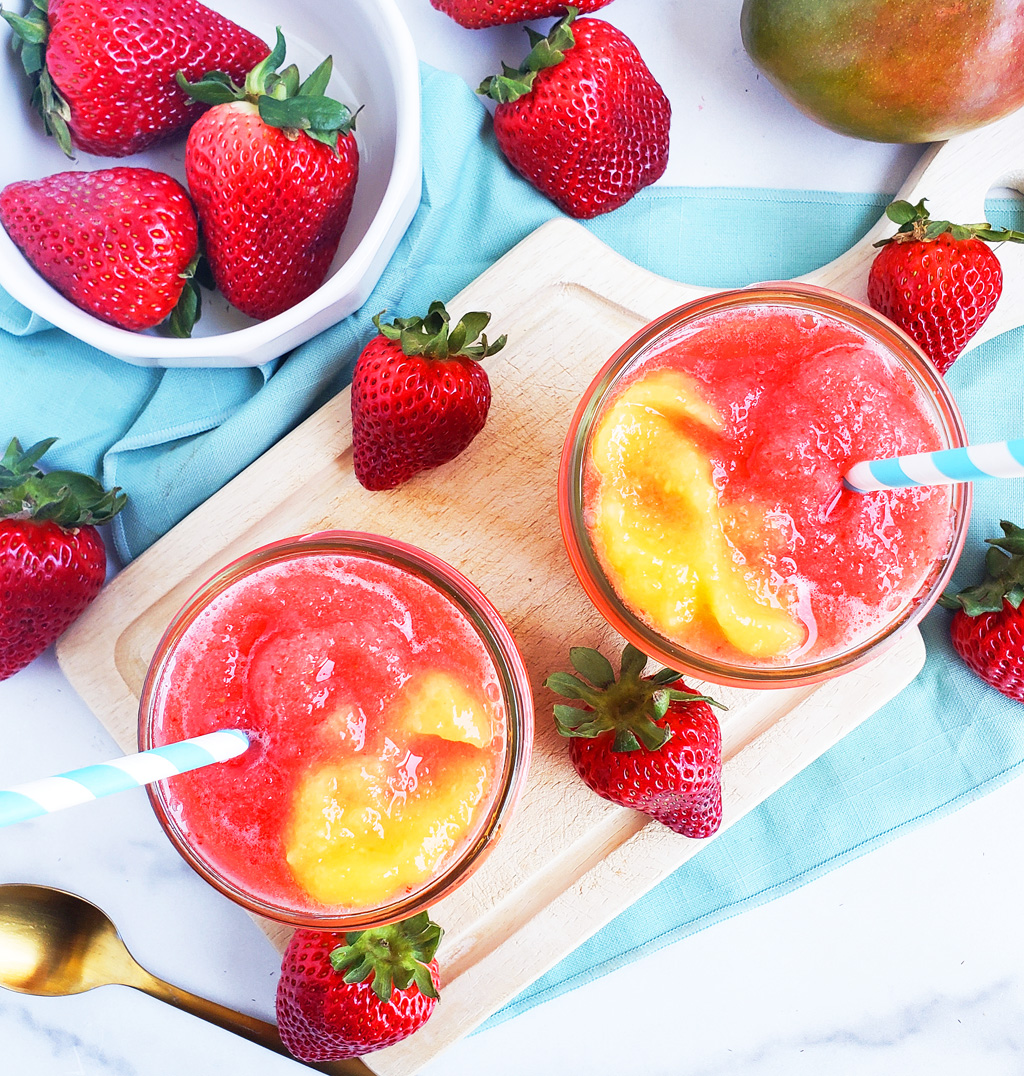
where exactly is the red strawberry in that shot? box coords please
[431,0,611,30]
[180,32,360,321]
[0,167,202,335]
[940,520,1024,703]
[546,643,724,838]
[276,913,442,1062]
[351,301,507,491]
[478,10,670,219]
[0,438,125,682]
[867,198,1024,375]
[2,0,268,158]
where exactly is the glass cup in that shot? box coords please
[139,531,533,929]
[558,283,971,689]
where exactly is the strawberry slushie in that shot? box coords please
[140,533,532,928]
[560,285,970,687]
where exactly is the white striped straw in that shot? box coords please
[0,729,249,829]
[844,438,1024,494]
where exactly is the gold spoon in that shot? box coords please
[0,883,372,1076]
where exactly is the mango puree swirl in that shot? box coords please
[588,368,805,658]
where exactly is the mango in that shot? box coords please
[741,0,1024,143]
[284,750,488,908]
[590,370,803,658]
[395,670,491,748]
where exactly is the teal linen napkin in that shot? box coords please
[3,63,1023,1023]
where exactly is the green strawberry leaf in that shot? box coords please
[19,41,42,76]
[549,641,720,753]
[176,69,242,105]
[553,703,597,735]
[164,280,199,339]
[258,94,356,137]
[612,728,642,752]
[941,520,1024,615]
[885,199,924,226]
[477,6,576,104]
[990,520,1024,556]
[300,54,333,98]
[244,26,286,96]
[544,671,594,701]
[620,643,648,681]
[569,646,616,688]
[276,63,300,99]
[329,913,441,1003]
[1,9,48,47]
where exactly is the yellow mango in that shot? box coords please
[395,670,491,748]
[590,371,803,658]
[284,751,488,908]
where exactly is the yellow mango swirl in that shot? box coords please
[589,369,803,658]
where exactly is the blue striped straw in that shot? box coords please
[0,729,249,829]
[844,438,1024,494]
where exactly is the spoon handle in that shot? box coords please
[132,967,373,1075]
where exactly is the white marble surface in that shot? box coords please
[5,1,1024,1074]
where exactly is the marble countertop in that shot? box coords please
[4,1,1024,1073]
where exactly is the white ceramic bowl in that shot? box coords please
[0,0,421,367]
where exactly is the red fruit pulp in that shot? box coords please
[147,549,507,917]
[583,302,954,667]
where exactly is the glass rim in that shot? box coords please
[558,282,972,688]
[138,530,534,929]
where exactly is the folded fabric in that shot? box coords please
[2,62,1023,1028]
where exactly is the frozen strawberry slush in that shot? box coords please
[584,303,953,666]
[149,550,507,915]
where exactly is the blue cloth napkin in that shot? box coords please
[3,64,1024,1025]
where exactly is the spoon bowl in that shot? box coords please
[0,883,370,1074]
[0,884,130,996]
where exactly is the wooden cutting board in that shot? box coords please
[56,107,1024,1075]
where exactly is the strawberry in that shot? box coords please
[478,9,670,219]
[867,198,1024,375]
[2,0,268,158]
[940,520,1024,703]
[179,32,360,322]
[276,913,442,1062]
[350,301,507,491]
[0,167,203,335]
[546,643,724,838]
[0,438,125,682]
[430,0,611,30]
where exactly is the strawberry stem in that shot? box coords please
[177,28,358,151]
[329,911,442,1003]
[372,301,507,360]
[874,198,1024,248]
[2,0,74,158]
[546,642,723,754]
[939,520,1024,616]
[477,6,578,104]
[0,438,126,527]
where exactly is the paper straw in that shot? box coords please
[0,729,249,829]
[844,438,1024,494]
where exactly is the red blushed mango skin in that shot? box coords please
[740,0,1024,143]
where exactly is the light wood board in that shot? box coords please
[56,108,1024,1074]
